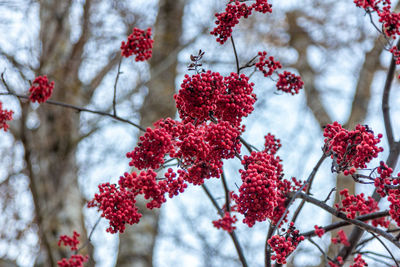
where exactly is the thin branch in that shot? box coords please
[382,38,400,148]
[113,57,123,116]
[272,153,327,236]
[76,216,101,254]
[221,170,231,213]
[370,232,400,267]
[300,210,390,238]
[265,224,274,267]
[307,238,334,264]
[231,36,240,74]
[295,192,400,249]
[0,91,145,132]
[202,184,248,267]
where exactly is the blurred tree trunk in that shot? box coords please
[20,1,96,266]
[116,0,185,266]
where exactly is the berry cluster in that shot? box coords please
[388,191,400,226]
[210,1,272,44]
[329,256,344,267]
[174,71,256,127]
[212,212,238,233]
[88,181,141,233]
[336,189,379,219]
[233,151,283,227]
[121,27,153,61]
[276,71,304,95]
[57,232,88,267]
[323,122,383,171]
[126,127,173,170]
[255,51,282,77]
[0,101,13,132]
[314,225,325,238]
[354,0,400,39]
[58,231,80,251]
[210,1,253,44]
[374,161,398,197]
[389,46,400,65]
[268,222,304,264]
[331,230,350,247]
[57,255,89,267]
[350,254,368,267]
[29,75,54,103]
[263,133,281,155]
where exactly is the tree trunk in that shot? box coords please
[116,0,185,266]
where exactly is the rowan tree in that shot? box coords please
[1,0,400,267]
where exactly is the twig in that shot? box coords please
[307,238,334,264]
[300,210,390,238]
[202,184,248,267]
[382,38,400,148]
[231,36,240,74]
[295,192,400,249]
[221,170,231,212]
[0,91,145,132]
[370,232,400,267]
[272,153,327,236]
[323,187,336,203]
[112,57,123,116]
[76,216,102,254]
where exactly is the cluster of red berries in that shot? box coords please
[57,255,89,267]
[276,71,304,95]
[388,191,400,226]
[126,127,173,170]
[233,151,283,227]
[336,189,379,219]
[263,133,281,155]
[29,75,54,103]
[174,71,256,128]
[374,161,398,196]
[379,5,400,38]
[268,222,304,264]
[314,225,325,237]
[323,122,383,171]
[355,0,400,39]
[255,51,282,77]
[332,230,350,247]
[210,1,272,44]
[353,0,379,10]
[88,181,141,233]
[0,101,13,132]
[329,256,344,267]
[390,46,400,64]
[57,232,88,267]
[58,231,80,251]
[121,27,153,61]
[214,73,256,128]
[350,254,368,267]
[212,212,238,233]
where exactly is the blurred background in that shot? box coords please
[0,0,399,266]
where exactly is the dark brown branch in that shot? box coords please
[113,57,123,116]
[221,171,231,213]
[231,37,240,74]
[0,91,145,132]
[272,153,327,236]
[295,192,400,249]
[382,38,400,148]
[370,232,400,267]
[301,210,390,238]
[202,184,248,267]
